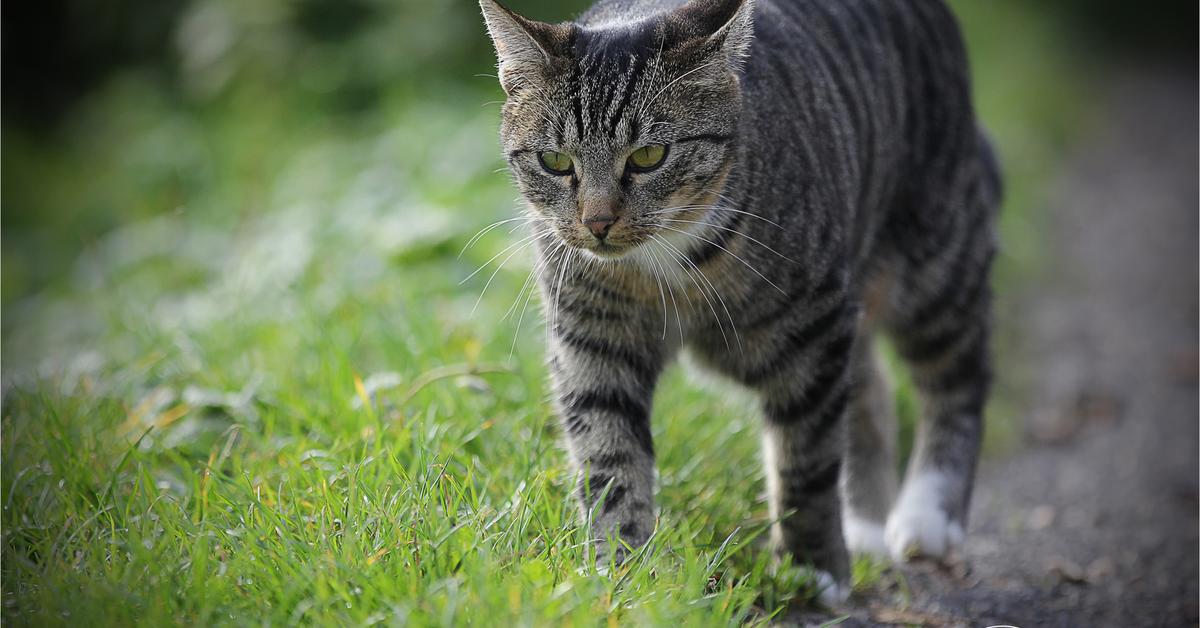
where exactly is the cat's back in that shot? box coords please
[744,0,970,99]
[741,0,980,212]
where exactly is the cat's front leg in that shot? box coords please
[746,303,858,605]
[547,324,666,565]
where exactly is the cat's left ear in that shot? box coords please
[478,0,572,95]
[668,0,755,71]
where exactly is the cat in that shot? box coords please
[479,0,1000,604]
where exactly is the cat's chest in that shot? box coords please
[616,255,755,323]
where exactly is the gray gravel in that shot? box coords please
[791,65,1199,627]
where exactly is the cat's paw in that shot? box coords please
[812,569,851,607]
[764,551,850,608]
[885,473,964,562]
[842,513,888,558]
[591,518,652,568]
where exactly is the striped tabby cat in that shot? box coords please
[480,0,999,603]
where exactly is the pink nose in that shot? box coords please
[584,215,616,239]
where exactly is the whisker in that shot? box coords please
[642,60,717,118]
[659,217,795,262]
[460,230,542,285]
[634,33,668,120]
[471,232,547,313]
[655,235,733,350]
[649,205,785,230]
[646,239,685,345]
[510,241,566,359]
[652,234,738,351]
[503,239,553,321]
[643,243,669,340]
[656,224,788,296]
[654,232,746,351]
[460,216,534,259]
[550,244,575,333]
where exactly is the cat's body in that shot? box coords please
[481,0,999,603]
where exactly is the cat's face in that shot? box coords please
[482,0,753,259]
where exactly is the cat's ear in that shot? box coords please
[478,0,572,95]
[668,0,755,71]
[708,0,755,69]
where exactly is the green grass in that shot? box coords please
[2,2,1088,625]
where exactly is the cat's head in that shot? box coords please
[480,0,753,259]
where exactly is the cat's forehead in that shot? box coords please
[572,19,664,66]
[531,21,664,145]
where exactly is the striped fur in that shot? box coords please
[481,0,1000,594]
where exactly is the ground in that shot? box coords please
[791,64,1199,628]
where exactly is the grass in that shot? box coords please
[2,1,1088,625]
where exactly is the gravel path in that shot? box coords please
[795,65,1199,627]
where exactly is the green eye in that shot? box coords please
[626,144,667,172]
[537,151,573,175]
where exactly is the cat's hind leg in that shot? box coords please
[883,146,999,563]
[884,290,990,564]
[840,337,898,558]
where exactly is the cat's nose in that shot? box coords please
[579,190,621,240]
[583,214,616,239]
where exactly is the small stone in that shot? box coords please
[1048,557,1088,584]
[1027,504,1056,530]
[1086,557,1115,582]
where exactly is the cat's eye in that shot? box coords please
[626,144,668,172]
[538,151,574,176]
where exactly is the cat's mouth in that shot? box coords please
[558,224,646,259]
[588,240,633,258]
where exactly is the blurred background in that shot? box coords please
[2,0,1195,624]
[1,0,1193,378]
[0,0,1192,320]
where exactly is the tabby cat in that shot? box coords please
[479,0,999,604]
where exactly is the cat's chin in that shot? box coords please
[578,241,636,260]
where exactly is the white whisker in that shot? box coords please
[551,245,575,333]
[471,231,547,314]
[652,234,740,352]
[510,241,565,359]
[641,60,718,119]
[460,216,534,259]
[646,239,685,346]
[503,238,553,321]
[644,242,669,340]
[659,217,795,262]
[460,230,543,285]
[656,224,788,296]
[649,205,785,230]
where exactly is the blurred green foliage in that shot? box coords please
[1,0,1110,623]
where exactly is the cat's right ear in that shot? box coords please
[666,0,755,72]
[478,0,571,96]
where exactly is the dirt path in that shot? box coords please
[798,66,1199,627]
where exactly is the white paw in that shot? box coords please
[812,569,850,607]
[885,472,964,562]
[843,514,888,558]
